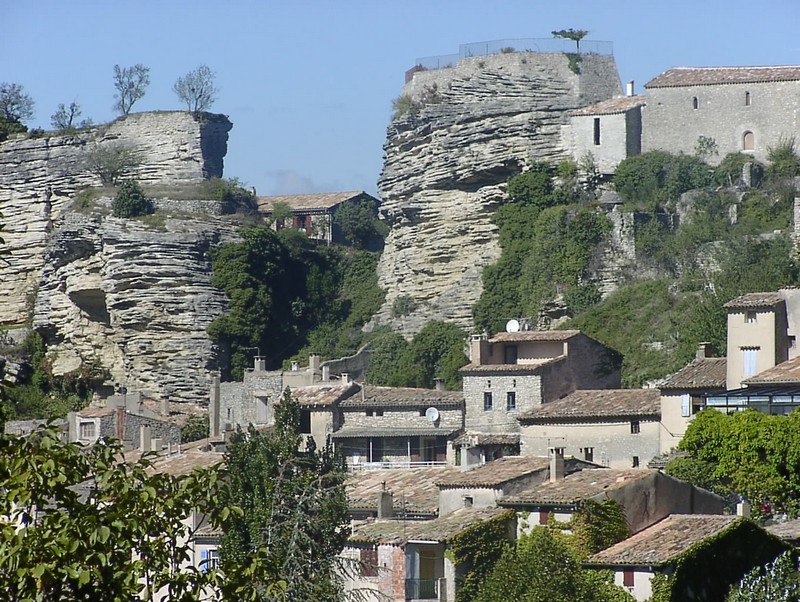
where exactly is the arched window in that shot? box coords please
[743,131,755,151]
[692,96,699,110]
[745,91,751,106]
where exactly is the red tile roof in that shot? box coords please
[347,466,460,515]
[256,191,375,213]
[572,95,646,116]
[724,292,784,310]
[518,389,661,422]
[743,356,800,385]
[587,514,741,566]
[340,385,463,409]
[645,66,800,88]
[435,456,549,488]
[660,357,727,390]
[291,382,358,407]
[501,468,655,505]
[459,356,565,374]
[488,330,579,343]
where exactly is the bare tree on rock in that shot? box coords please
[112,64,150,115]
[173,65,218,113]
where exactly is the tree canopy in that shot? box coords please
[113,64,150,115]
[173,65,218,113]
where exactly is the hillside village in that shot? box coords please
[3,36,800,601]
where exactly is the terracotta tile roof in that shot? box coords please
[459,356,565,374]
[346,466,460,515]
[587,514,740,567]
[77,407,116,418]
[767,519,800,541]
[645,66,800,88]
[723,292,784,309]
[331,427,461,439]
[349,507,512,545]
[340,386,463,409]
[453,432,520,447]
[435,456,549,488]
[500,468,655,506]
[146,442,225,476]
[256,191,375,213]
[488,330,579,343]
[572,95,646,116]
[518,389,661,422]
[660,357,727,390]
[743,356,800,385]
[292,382,358,407]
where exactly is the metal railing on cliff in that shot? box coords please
[406,37,613,80]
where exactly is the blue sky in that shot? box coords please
[4,1,799,197]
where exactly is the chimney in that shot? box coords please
[377,488,394,519]
[322,365,330,382]
[140,424,152,453]
[291,361,300,372]
[696,342,711,360]
[209,372,221,438]
[549,447,565,483]
[470,334,489,365]
[736,500,751,518]
[626,80,635,97]
[341,372,350,385]
[435,378,446,391]
[309,354,321,379]
[254,356,266,372]
[160,397,168,418]
[116,406,126,441]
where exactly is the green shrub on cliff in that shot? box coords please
[111,180,154,218]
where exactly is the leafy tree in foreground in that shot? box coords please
[174,64,218,113]
[113,63,150,115]
[220,389,350,601]
[726,551,800,602]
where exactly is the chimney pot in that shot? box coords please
[626,80,634,96]
[696,342,711,360]
[435,378,446,391]
[341,372,350,384]
[291,361,300,371]
[549,446,565,482]
[322,365,330,382]
[377,490,394,519]
[254,356,266,371]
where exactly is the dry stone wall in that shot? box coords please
[373,52,621,336]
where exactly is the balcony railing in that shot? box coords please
[405,578,438,600]
[349,460,447,471]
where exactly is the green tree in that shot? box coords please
[552,28,589,52]
[173,64,218,113]
[51,101,92,132]
[181,414,210,443]
[113,63,150,115]
[85,142,144,186]
[726,551,800,602]
[112,180,155,218]
[334,196,386,248]
[507,162,556,208]
[0,82,35,123]
[613,151,711,211]
[220,389,349,601]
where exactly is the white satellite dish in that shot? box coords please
[425,407,440,423]
[506,319,520,333]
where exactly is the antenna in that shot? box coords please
[505,319,520,333]
[425,407,440,423]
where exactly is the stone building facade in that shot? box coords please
[642,66,800,164]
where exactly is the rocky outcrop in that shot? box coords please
[33,210,240,403]
[372,52,621,336]
[0,111,232,326]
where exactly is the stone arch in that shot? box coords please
[743,131,755,151]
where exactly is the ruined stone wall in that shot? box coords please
[373,52,621,337]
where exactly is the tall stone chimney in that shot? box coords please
[209,372,221,438]
[470,334,489,365]
[549,447,565,483]
[696,342,712,360]
[626,80,635,97]
[309,354,321,383]
[254,356,266,372]
[377,488,394,519]
[322,365,330,382]
[140,424,152,452]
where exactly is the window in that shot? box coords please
[483,392,493,412]
[359,547,379,577]
[79,421,95,440]
[745,311,757,323]
[366,410,373,417]
[692,96,699,110]
[632,456,640,468]
[200,548,219,572]
[743,347,759,377]
[506,391,517,412]
[299,409,312,434]
[581,447,594,462]
[463,495,474,508]
[539,510,551,525]
[630,420,640,434]
[593,117,601,145]
[376,410,384,417]
[504,345,518,364]
[623,569,634,588]
[681,393,691,418]
[743,131,754,151]
[745,91,751,106]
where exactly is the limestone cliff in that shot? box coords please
[0,111,234,403]
[372,51,621,336]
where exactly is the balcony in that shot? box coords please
[405,578,438,600]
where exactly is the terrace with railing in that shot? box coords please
[406,37,613,81]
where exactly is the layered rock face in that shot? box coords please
[33,211,238,403]
[373,52,621,337]
[0,111,231,326]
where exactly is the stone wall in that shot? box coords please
[341,407,462,431]
[217,368,283,428]
[0,111,232,327]
[642,79,800,165]
[463,373,541,433]
[372,51,622,336]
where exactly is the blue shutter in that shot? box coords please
[200,549,209,572]
[681,394,691,418]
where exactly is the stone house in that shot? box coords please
[459,330,621,465]
[568,87,645,175]
[499,467,723,536]
[331,385,464,469]
[256,190,380,245]
[642,65,800,165]
[343,507,513,602]
[517,389,661,469]
[68,391,180,451]
[585,514,790,601]
[658,348,727,453]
